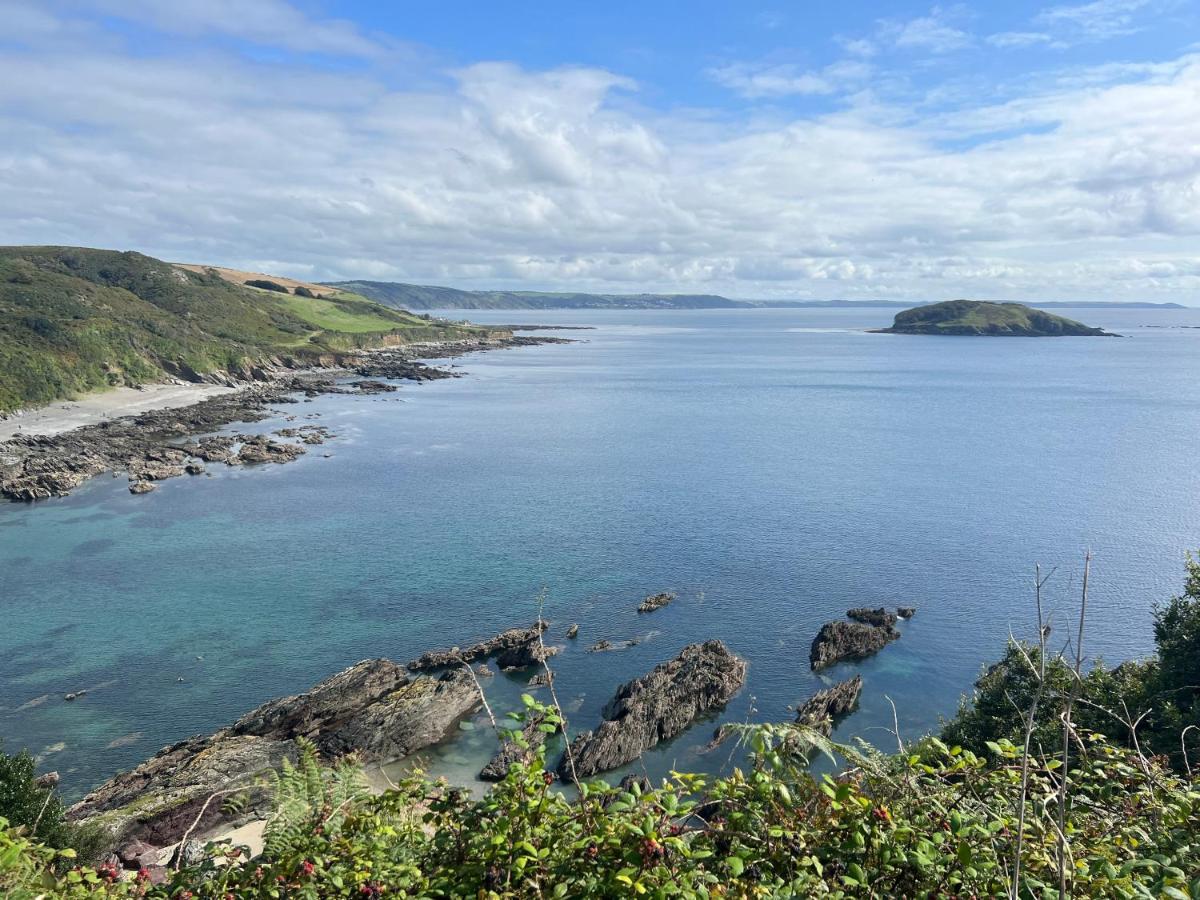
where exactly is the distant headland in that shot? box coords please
[873,299,1118,337]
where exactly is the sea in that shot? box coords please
[2,307,1199,798]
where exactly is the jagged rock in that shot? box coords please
[128,481,156,494]
[794,675,863,736]
[407,622,549,671]
[64,690,88,701]
[528,671,553,688]
[68,660,479,850]
[496,640,559,671]
[475,664,494,677]
[184,463,204,475]
[351,380,398,394]
[589,640,612,652]
[35,771,60,788]
[847,607,897,628]
[566,623,579,639]
[479,711,557,781]
[560,640,747,778]
[897,606,917,619]
[810,621,899,671]
[637,592,674,613]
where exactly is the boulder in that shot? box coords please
[897,607,917,619]
[559,640,747,778]
[810,621,899,671]
[846,607,897,628]
[794,676,863,736]
[128,481,157,494]
[566,623,579,639]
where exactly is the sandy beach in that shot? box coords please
[0,383,238,442]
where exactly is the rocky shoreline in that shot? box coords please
[59,589,920,870]
[0,334,569,503]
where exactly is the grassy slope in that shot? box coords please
[884,299,1111,336]
[0,247,487,412]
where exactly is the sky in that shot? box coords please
[2,1,1199,301]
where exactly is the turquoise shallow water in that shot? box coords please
[2,307,1200,797]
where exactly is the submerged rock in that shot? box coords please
[846,607,897,628]
[68,660,479,850]
[795,675,863,736]
[560,640,747,779]
[810,621,899,671]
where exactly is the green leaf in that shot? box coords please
[727,856,744,877]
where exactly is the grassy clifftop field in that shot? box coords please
[0,247,490,413]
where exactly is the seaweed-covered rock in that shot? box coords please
[897,606,917,619]
[560,640,747,778]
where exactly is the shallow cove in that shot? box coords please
[2,307,1199,798]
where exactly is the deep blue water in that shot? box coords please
[2,307,1199,797]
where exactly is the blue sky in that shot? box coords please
[2,0,1199,300]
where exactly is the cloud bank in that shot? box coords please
[1,0,1198,301]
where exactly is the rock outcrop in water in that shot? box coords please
[559,640,747,779]
[810,621,899,670]
[637,592,674,613]
[846,607,897,628]
[406,622,550,672]
[795,676,863,736]
[67,660,480,849]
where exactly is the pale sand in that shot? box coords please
[0,383,238,442]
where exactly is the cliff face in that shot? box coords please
[879,300,1116,336]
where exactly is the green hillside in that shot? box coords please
[879,299,1116,336]
[0,247,488,413]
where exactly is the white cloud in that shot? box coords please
[986,31,1055,49]
[882,7,973,53]
[0,0,1198,302]
[708,59,871,98]
[1034,0,1163,44]
[80,0,386,57]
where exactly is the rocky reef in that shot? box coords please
[560,640,747,779]
[67,660,480,849]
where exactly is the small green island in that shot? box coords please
[875,299,1117,336]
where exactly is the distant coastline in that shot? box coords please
[323,279,1187,312]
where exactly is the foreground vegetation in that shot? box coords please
[3,555,1199,897]
[0,247,488,413]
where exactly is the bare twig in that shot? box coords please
[1057,550,1090,899]
[1012,563,1053,900]
[1182,724,1199,778]
[885,694,905,754]
[459,657,500,737]
[175,786,252,869]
